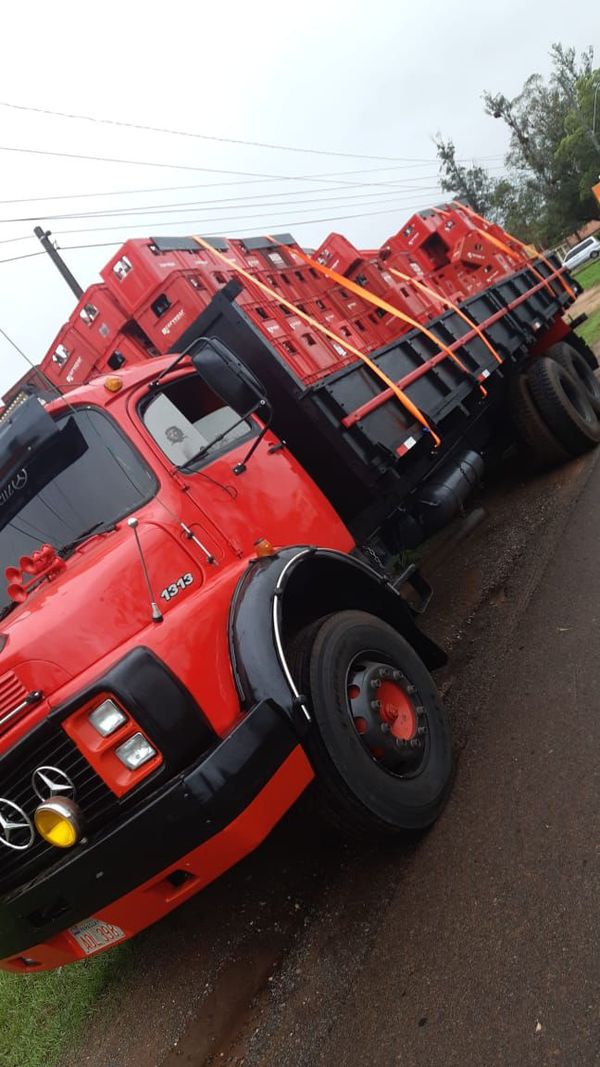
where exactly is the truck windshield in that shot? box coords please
[0,406,156,612]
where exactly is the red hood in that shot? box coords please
[0,516,205,737]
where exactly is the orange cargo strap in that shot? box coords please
[388,268,503,366]
[192,235,441,446]
[447,201,576,301]
[282,241,488,397]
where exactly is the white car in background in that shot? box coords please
[562,235,600,271]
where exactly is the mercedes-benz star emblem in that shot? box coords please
[32,766,76,803]
[0,798,35,851]
[12,469,28,491]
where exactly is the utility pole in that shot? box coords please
[33,227,84,299]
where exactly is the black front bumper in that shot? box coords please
[0,699,297,960]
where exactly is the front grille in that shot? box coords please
[0,671,27,717]
[0,724,119,896]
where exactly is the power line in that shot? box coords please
[0,191,426,266]
[0,233,36,246]
[0,324,31,361]
[0,182,447,230]
[0,99,440,164]
[0,143,341,177]
[0,165,443,206]
[0,144,508,194]
[0,250,46,265]
[56,201,446,245]
[48,193,447,239]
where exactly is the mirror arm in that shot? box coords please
[149,335,217,390]
[233,401,272,476]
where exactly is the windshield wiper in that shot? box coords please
[58,521,116,558]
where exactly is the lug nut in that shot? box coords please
[410,738,422,749]
[380,722,390,733]
[417,725,426,736]
[370,678,382,689]
[370,700,381,711]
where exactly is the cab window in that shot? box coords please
[141,375,253,468]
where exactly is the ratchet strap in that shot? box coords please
[192,235,441,446]
[388,268,503,365]
[280,241,488,397]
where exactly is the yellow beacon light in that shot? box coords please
[34,798,83,848]
[104,376,123,393]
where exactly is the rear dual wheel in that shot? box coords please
[527,353,600,456]
[290,611,453,836]
[511,342,600,466]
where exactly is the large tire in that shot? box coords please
[289,611,453,835]
[509,370,570,469]
[546,341,600,413]
[563,331,598,371]
[526,356,600,456]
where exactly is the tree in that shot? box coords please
[436,44,600,246]
[434,139,499,218]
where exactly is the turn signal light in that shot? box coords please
[254,537,275,558]
[103,376,123,393]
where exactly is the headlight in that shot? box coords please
[88,699,127,737]
[34,798,83,848]
[115,732,156,770]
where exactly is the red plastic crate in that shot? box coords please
[102,240,185,314]
[314,233,363,276]
[134,272,214,350]
[40,323,103,389]
[70,284,129,357]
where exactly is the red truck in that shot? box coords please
[0,204,596,971]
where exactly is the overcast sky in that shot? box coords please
[0,0,596,395]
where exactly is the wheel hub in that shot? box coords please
[346,659,427,774]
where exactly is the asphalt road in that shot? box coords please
[66,445,600,1067]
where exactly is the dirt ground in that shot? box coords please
[62,336,600,1067]
[567,282,600,321]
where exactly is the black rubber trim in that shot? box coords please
[151,235,230,252]
[228,547,447,735]
[49,647,216,775]
[239,234,296,250]
[0,700,297,960]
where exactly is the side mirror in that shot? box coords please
[191,337,266,416]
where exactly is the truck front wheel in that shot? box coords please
[290,610,453,835]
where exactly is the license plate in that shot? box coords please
[69,918,125,956]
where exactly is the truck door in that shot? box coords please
[138,372,350,559]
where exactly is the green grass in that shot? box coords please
[572,257,600,290]
[575,305,600,349]
[0,944,131,1067]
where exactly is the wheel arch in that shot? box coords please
[229,547,447,736]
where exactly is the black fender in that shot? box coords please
[229,546,447,736]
